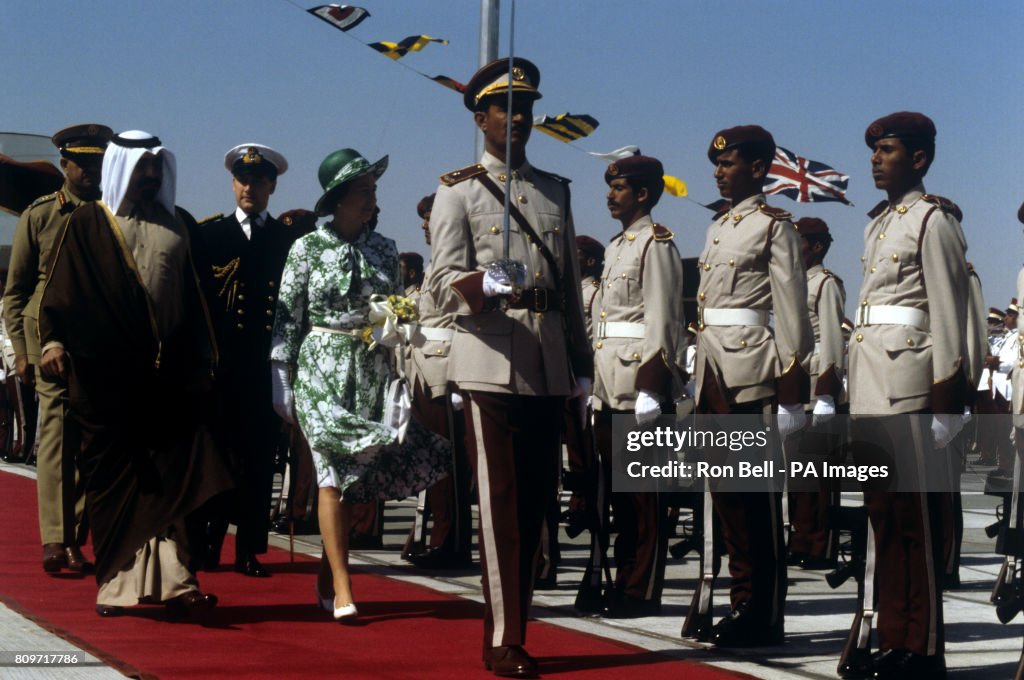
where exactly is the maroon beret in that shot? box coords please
[417,193,435,219]
[604,155,664,186]
[795,217,830,236]
[1018,200,1024,225]
[277,208,317,235]
[864,111,936,148]
[707,125,776,164]
[576,235,605,259]
[463,57,541,111]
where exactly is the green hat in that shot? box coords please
[314,148,388,216]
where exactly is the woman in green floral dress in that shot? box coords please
[269,149,449,620]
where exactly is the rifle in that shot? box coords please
[830,505,875,679]
[680,491,720,640]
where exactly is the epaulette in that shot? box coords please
[867,200,888,218]
[822,267,843,284]
[922,194,963,221]
[651,223,674,241]
[967,261,976,275]
[198,213,224,225]
[532,167,571,184]
[25,191,59,211]
[758,204,791,220]
[440,164,486,187]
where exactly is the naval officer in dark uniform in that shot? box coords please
[191,144,301,577]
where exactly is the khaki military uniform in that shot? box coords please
[695,193,813,629]
[848,184,969,659]
[2,185,86,547]
[1011,268,1024,420]
[790,264,846,562]
[591,214,685,604]
[425,150,591,650]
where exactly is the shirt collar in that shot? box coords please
[480,151,533,181]
[235,206,268,226]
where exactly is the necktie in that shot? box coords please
[250,214,262,236]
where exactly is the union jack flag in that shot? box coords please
[764,147,852,205]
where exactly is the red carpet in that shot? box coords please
[0,470,753,679]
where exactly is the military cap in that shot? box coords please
[417,193,436,219]
[463,57,542,111]
[277,208,317,235]
[224,143,287,179]
[988,307,1006,323]
[864,111,936,148]
[1007,298,1020,315]
[605,155,664,185]
[51,123,113,159]
[795,217,831,236]
[575,235,605,259]
[1018,200,1024,225]
[707,125,776,167]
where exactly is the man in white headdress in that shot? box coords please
[37,130,231,618]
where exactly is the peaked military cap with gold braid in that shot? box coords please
[51,123,113,159]
[463,57,542,111]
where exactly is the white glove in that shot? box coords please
[931,413,963,449]
[635,390,662,425]
[777,403,806,439]
[811,395,836,426]
[450,392,464,411]
[482,270,514,297]
[271,361,295,425]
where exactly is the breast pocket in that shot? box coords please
[719,326,778,388]
[881,327,933,399]
[448,311,512,386]
[537,211,564,262]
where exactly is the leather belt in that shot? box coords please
[505,287,558,312]
[855,304,929,331]
[699,307,771,327]
[597,321,645,339]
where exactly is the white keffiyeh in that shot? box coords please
[101,130,177,216]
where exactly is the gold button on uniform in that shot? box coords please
[728,258,735,266]
[892,253,898,262]
[238,294,245,301]
[698,292,705,301]
[626,233,636,241]
[713,237,719,244]
[906,338,914,346]
[878,233,886,240]
[600,311,606,318]
[596,341,603,349]
[265,325,272,331]
[490,226,499,234]
[517,195,526,203]
[870,266,876,273]
[739,339,747,347]
[266,310,273,317]
[621,272,627,278]
[632,352,640,359]
[236,323,244,330]
[237,309,245,315]
[856,334,864,342]
[703,263,711,271]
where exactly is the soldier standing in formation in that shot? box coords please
[4,123,112,574]
[589,155,686,618]
[693,125,813,647]
[425,57,592,677]
[846,112,969,679]
[788,217,846,570]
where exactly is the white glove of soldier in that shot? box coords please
[271,361,295,425]
[482,270,514,297]
[450,392,464,411]
[777,403,807,439]
[932,413,963,449]
[635,390,662,425]
[811,395,836,426]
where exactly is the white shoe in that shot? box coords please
[333,601,358,621]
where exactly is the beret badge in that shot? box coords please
[512,66,526,81]
[606,163,620,176]
[713,135,727,150]
[867,123,884,138]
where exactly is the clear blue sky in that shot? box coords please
[2,0,1023,311]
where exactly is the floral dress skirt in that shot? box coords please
[296,330,450,504]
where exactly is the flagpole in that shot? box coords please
[476,0,499,160]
